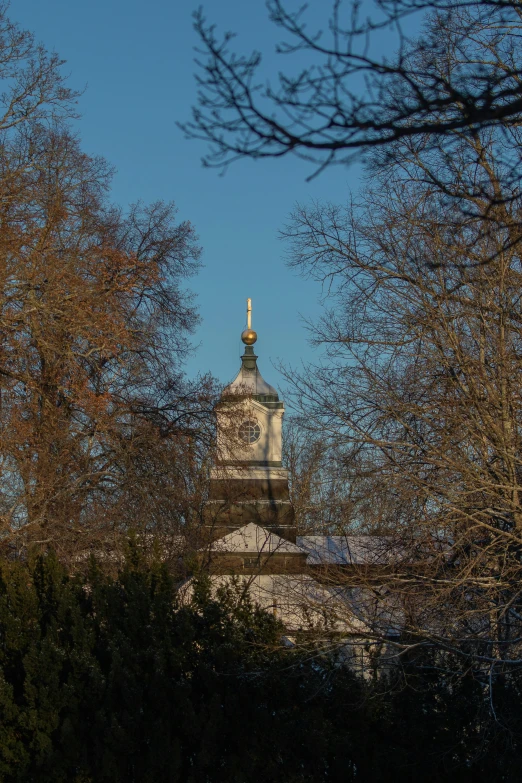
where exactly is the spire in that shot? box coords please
[238,296,257,376]
[241,297,257,346]
[223,298,280,403]
[240,297,258,373]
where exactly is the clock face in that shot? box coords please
[238,419,261,444]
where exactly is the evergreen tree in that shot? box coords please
[0,551,521,781]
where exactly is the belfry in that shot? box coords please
[204,299,296,542]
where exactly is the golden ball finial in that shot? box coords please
[241,328,257,345]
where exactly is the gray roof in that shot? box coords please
[210,523,302,554]
[224,363,278,397]
[297,535,404,565]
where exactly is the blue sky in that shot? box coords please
[10,1,405,392]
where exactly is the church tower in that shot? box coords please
[205,299,296,542]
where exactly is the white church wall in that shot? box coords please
[216,398,283,464]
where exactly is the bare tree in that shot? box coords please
[0,5,221,559]
[0,1,78,132]
[284,415,396,534]
[183,0,522,672]
[184,0,522,185]
[280,114,522,671]
[0,124,213,559]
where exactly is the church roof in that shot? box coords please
[297,535,404,565]
[180,572,400,635]
[209,527,403,562]
[223,359,278,398]
[210,522,302,554]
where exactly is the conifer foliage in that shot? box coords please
[0,550,520,782]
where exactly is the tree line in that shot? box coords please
[0,549,520,782]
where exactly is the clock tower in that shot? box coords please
[205,300,296,542]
